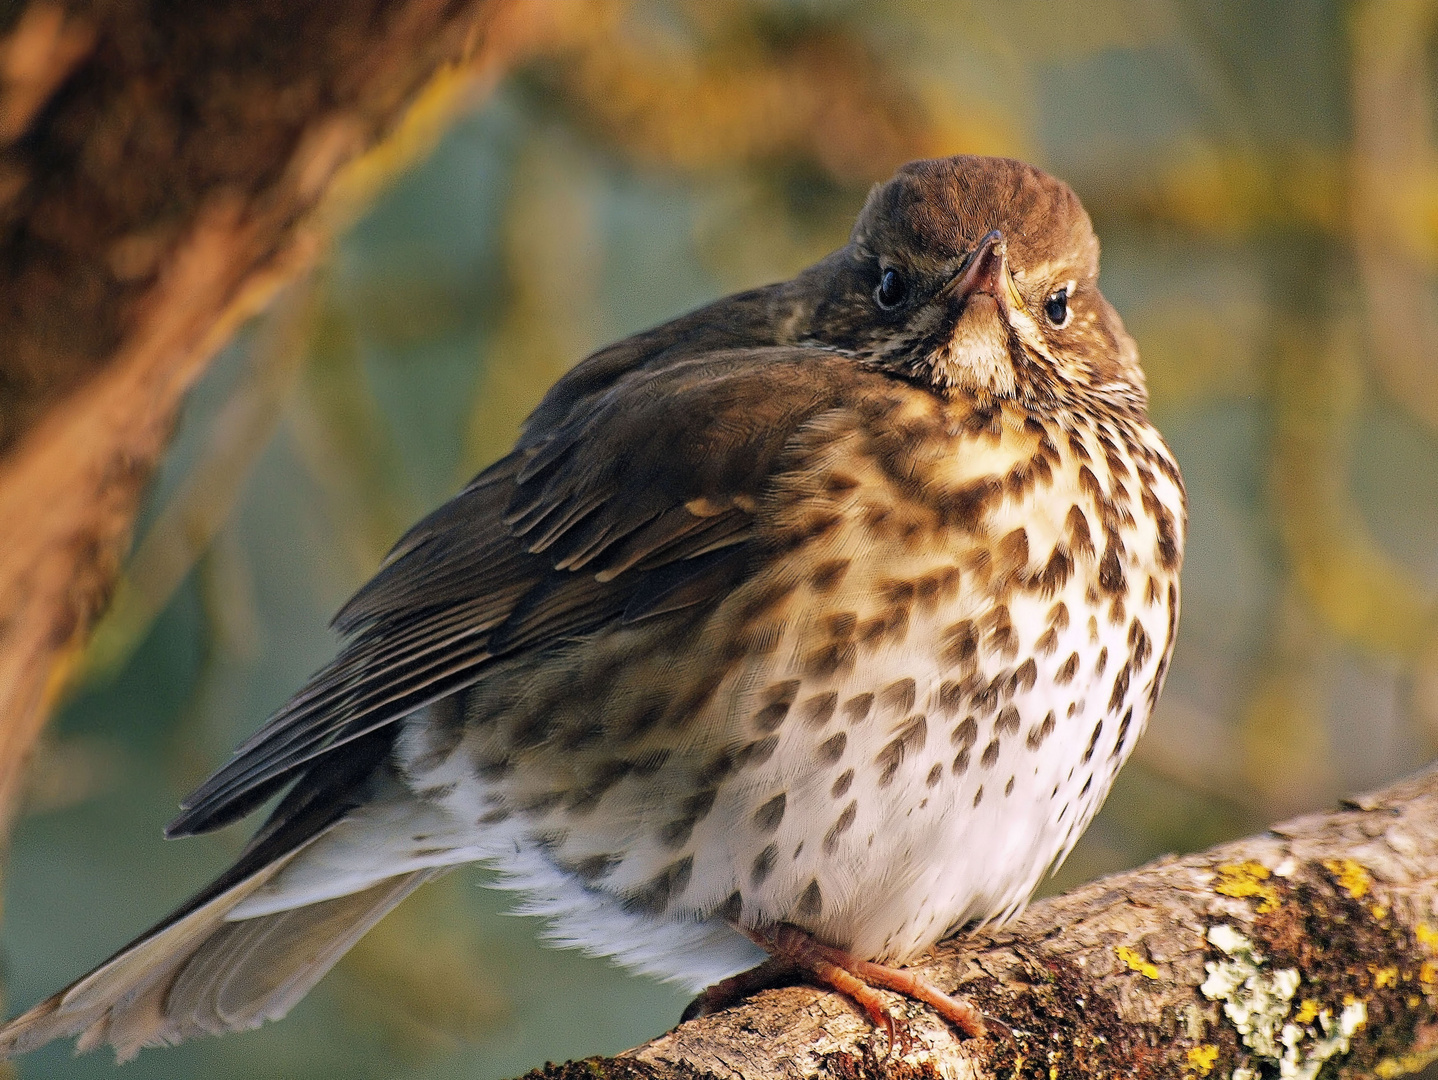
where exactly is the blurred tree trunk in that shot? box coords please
[524,766,1438,1080]
[0,0,547,842]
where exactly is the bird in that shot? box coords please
[0,154,1185,1061]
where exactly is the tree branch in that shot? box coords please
[518,766,1438,1080]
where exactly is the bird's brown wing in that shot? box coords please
[169,344,875,837]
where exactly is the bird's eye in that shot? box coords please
[875,268,908,310]
[1044,288,1071,327]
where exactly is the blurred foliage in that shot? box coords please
[8,1,1438,1077]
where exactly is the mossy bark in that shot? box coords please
[514,767,1438,1080]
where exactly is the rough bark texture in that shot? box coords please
[514,766,1438,1080]
[0,0,542,837]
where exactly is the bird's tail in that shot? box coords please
[0,856,437,1062]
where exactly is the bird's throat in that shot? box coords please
[928,299,1017,397]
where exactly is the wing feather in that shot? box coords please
[170,344,873,837]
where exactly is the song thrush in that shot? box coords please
[0,155,1185,1060]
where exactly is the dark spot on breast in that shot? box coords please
[981,739,1001,768]
[985,605,1017,658]
[753,793,787,833]
[625,855,694,914]
[1095,646,1108,675]
[1098,545,1125,595]
[754,703,790,733]
[824,801,858,852]
[804,613,858,677]
[1013,658,1038,693]
[660,787,720,848]
[875,715,927,785]
[1109,594,1126,626]
[1110,707,1134,760]
[937,679,968,714]
[951,716,978,746]
[478,807,511,825]
[565,759,634,814]
[973,786,985,806]
[831,768,854,798]
[717,891,743,922]
[736,578,799,627]
[970,677,1000,716]
[940,478,1002,531]
[810,559,851,593]
[952,748,970,775]
[698,748,736,787]
[1006,458,1038,498]
[1082,720,1104,764]
[881,579,916,607]
[1005,776,1015,796]
[1128,619,1152,666]
[1033,545,1073,596]
[736,735,780,770]
[796,879,823,919]
[819,731,847,763]
[965,547,993,583]
[1078,466,1103,500]
[999,528,1030,574]
[1035,628,1059,656]
[857,609,909,648]
[914,566,961,609]
[751,844,778,885]
[926,762,944,787]
[941,620,979,667]
[879,677,917,716]
[843,692,875,723]
[995,705,1020,736]
[804,640,857,678]
[1026,711,1056,750]
[1049,601,1070,629]
[1056,652,1080,684]
[799,691,839,727]
[755,680,801,732]
[1108,662,1132,712]
[571,853,621,883]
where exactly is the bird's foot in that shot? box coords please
[706,924,987,1054]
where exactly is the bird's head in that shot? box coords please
[794,155,1145,407]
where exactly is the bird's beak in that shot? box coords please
[943,229,1027,317]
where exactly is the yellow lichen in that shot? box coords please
[1376,1048,1438,1078]
[1420,960,1437,984]
[1371,904,1389,920]
[1186,1044,1220,1075]
[1371,965,1398,988]
[1214,861,1281,913]
[1324,858,1371,899]
[1294,998,1320,1024]
[1418,923,1438,949]
[1116,945,1160,979]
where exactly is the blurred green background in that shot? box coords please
[8,0,1438,1076]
